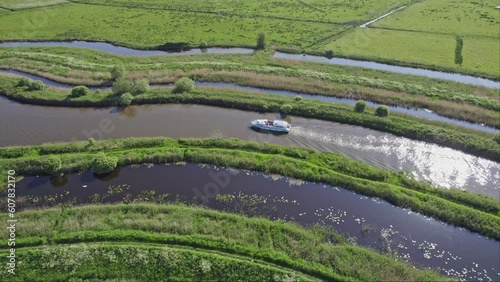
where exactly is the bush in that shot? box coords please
[354,100,367,113]
[375,105,389,117]
[91,153,118,175]
[294,95,303,101]
[94,89,102,95]
[257,33,266,49]
[42,156,62,175]
[111,65,126,80]
[17,77,31,87]
[279,104,293,114]
[29,80,45,91]
[71,86,89,98]
[118,93,134,107]
[132,79,150,94]
[494,133,500,144]
[112,77,133,95]
[173,77,195,93]
[200,41,208,48]
[325,50,334,59]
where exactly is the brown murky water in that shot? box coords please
[12,164,500,281]
[1,97,498,197]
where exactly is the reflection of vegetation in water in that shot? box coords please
[216,192,277,217]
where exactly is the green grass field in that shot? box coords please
[0,204,445,281]
[0,0,68,10]
[325,28,500,78]
[372,0,500,37]
[0,3,347,48]
[70,0,412,24]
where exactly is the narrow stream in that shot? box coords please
[0,97,498,197]
[0,41,254,56]
[273,52,500,89]
[2,69,496,133]
[11,164,500,281]
[0,41,498,88]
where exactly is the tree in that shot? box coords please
[257,33,266,49]
[173,77,195,93]
[112,77,133,95]
[111,65,126,80]
[91,153,118,175]
[325,50,334,59]
[375,105,389,117]
[71,86,89,98]
[42,156,62,175]
[17,77,31,87]
[200,41,208,48]
[132,78,150,94]
[354,100,367,113]
[279,103,293,114]
[29,80,45,91]
[118,93,134,107]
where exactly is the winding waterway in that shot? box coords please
[0,41,498,89]
[0,97,498,198]
[12,164,500,281]
[1,69,496,133]
[273,52,500,89]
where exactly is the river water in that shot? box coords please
[12,164,500,281]
[1,69,496,133]
[0,97,498,198]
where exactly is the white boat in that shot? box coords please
[250,119,291,133]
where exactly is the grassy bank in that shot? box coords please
[0,203,446,281]
[1,47,498,126]
[0,137,499,239]
[0,75,498,162]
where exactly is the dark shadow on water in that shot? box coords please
[50,174,69,187]
[24,176,51,189]
[93,167,121,182]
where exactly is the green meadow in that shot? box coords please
[70,0,412,24]
[372,0,500,37]
[0,0,68,10]
[0,3,346,48]
[325,28,500,78]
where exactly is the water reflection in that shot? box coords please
[11,164,500,281]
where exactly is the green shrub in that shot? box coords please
[112,77,133,95]
[29,80,45,91]
[132,78,150,94]
[375,105,389,117]
[325,50,334,59]
[173,77,195,93]
[111,65,126,80]
[95,89,102,95]
[200,41,208,48]
[494,133,500,144]
[71,86,89,98]
[257,33,266,49]
[354,100,367,113]
[294,95,303,101]
[91,153,118,175]
[118,93,134,107]
[42,156,62,175]
[279,103,293,114]
[17,77,31,87]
